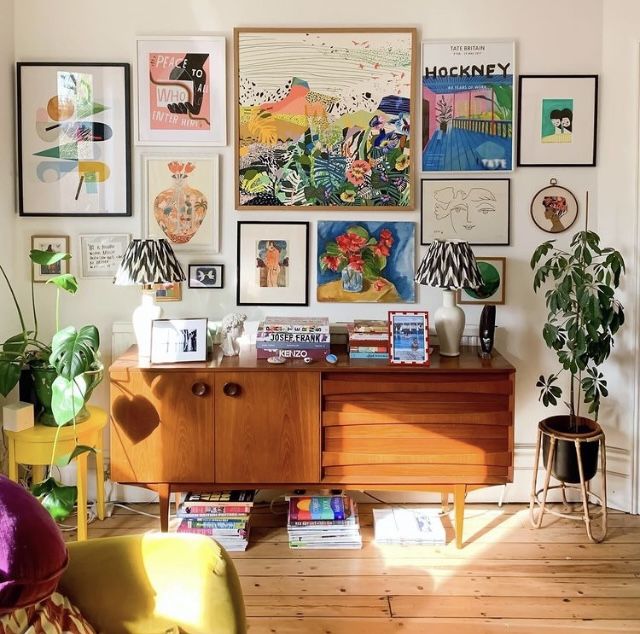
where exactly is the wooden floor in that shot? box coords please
[78,501,640,633]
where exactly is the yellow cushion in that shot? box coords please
[59,534,245,634]
[0,592,96,633]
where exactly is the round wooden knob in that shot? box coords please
[223,382,241,397]
[191,382,208,397]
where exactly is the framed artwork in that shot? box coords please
[458,257,506,305]
[188,264,224,289]
[517,75,598,167]
[79,233,130,278]
[17,62,131,217]
[422,40,515,172]
[143,153,219,252]
[388,311,430,365]
[237,221,309,306]
[153,282,182,302]
[317,221,415,303]
[31,236,69,283]
[150,318,208,363]
[421,178,510,245]
[530,179,579,233]
[235,27,416,209]
[136,36,226,145]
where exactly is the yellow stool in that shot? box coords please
[4,405,108,541]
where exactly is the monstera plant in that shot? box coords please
[0,248,102,520]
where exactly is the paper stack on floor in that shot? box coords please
[373,507,446,545]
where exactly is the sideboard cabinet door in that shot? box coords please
[214,372,320,483]
[110,370,215,483]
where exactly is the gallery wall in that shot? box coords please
[4,0,638,508]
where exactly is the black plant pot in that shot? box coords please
[540,415,601,484]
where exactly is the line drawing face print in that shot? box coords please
[432,187,496,233]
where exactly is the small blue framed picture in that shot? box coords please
[388,311,430,366]
[188,264,224,289]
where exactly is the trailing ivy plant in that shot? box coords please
[531,230,625,429]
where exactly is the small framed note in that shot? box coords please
[80,233,131,278]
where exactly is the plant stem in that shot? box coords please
[31,277,38,341]
[56,288,60,334]
[50,424,62,469]
[0,263,26,334]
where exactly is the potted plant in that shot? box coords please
[530,229,625,484]
[0,248,102,520]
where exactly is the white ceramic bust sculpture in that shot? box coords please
[221,312,247,356]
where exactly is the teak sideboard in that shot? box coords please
[109,346,515,547]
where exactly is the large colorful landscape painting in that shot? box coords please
[236,29,415,209]
[422,41,514,172]
[317,221,415,303]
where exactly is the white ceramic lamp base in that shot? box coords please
[434,289,465,357]
[133,289,162,361]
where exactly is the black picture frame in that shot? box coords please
[17,62,132,216]
[517,74,598,167]
[188,264,224,289]
[236,221,310,306]
[420,177,511,246]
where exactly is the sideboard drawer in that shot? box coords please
[321,371,513,485]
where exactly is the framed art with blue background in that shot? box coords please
[389,311,430,365]
[188,264,224,289]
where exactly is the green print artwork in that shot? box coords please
[541,98,573,144]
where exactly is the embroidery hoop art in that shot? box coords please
[530,178,579,234]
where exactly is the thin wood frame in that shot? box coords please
[234,27,418,211]
[457,256,506,305]
[31,235,70,283]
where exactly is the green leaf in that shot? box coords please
[31,477,77,522]
[3,332,31,356]
[46,274,78,294]
[55,444,96,467]
[345,225,370,240]
[49,325,99,380]
[324,242,342,256]
[51,374,89,425]
[312,155,348,192]
[0,358,21,397]
[30,249,70,266]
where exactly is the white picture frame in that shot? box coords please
[136,36,226,145]
[79,233,130,278]
[150,318,208,363]
[421,178,510,245]
[142,152,219,253]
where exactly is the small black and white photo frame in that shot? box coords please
[150,318,208,363]
[188,264,224,289]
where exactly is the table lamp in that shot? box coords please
[415,240,482,357]
[114,238,185,361]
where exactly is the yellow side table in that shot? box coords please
[4,405,108,541]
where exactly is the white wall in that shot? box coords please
[9,0,636,508]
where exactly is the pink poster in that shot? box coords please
[148,52,211,131]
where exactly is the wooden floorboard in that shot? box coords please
[73,502,640,632]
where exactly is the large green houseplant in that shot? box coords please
[530,229,625,483]
[0,248,102,519]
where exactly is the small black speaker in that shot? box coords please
[479,305,496,358]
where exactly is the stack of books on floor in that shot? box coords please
[347,319,389,360]
[373,507,446,545]
[176,490,255,551]
[256,316,330,361]
[287,494,362,549]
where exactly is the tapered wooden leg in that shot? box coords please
[76,453,88,541]
[174,491,181,514]
[440,491,450,513]
[453,484,466,548]
[32,464,46,484]
[7,437,18,482]
[94,435,106,520]
[529,427,543,526]
[158,483,171,532]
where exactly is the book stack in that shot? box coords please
[348,319,389,360]
[287,495,362,549]
[373,507,446,545]
[176,490,255,551]
[256,316,331,361]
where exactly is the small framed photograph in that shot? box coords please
[421,178,510,245]
[79,233,130,278]
[153,282,182,302]
[142,152,220,253]
[457,257,506,305]
[136,36,226,145]
[150,318,208,363]
[31,235,69,283]
[530,179,579,234]
[517,75,598,167]
[188,264,223,289]
[17,62,131,217]
[237,221,309,306]
[388,311,430,365]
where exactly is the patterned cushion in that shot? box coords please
[0,592,96,633]
[0,476,68,612]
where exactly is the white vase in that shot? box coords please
[221,325,243,356]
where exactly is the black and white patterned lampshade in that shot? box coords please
[113,239,185,286]
[415,240,483,290]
